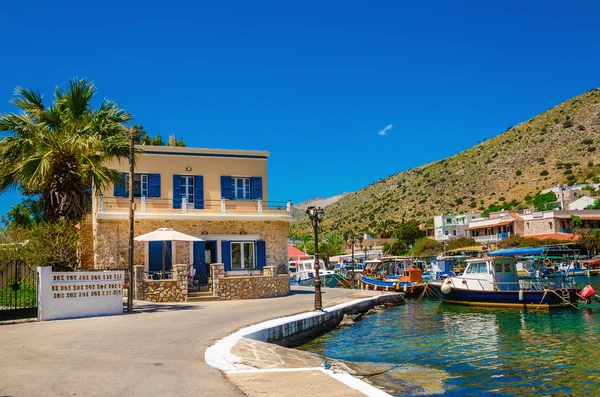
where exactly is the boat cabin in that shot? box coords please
[398,267,423,285]
[453,257,519,291]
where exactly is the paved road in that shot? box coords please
[0,287,382,397]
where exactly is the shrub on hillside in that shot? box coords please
[540,170,549,176]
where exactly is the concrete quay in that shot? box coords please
[0,287,400,397]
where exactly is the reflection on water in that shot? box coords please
[299,277,600,396]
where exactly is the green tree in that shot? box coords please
[532,192,558,211]
[382,240,408,256]
[0,78,133,222]
[0,220,85,271]
[412,237,443,257]
[133,124,186,147]
[1,193,44,228]
[392,220,425,247]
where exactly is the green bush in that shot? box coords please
[577,125,586,131]
[516,170,522,176]
[0,280,36,307]
[540,170,549,176]
[582,139,593,145]
[588,146,596,152]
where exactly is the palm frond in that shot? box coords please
[11,87,45,115]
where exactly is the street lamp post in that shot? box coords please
[306,206,324,311]
[344,232,356,289]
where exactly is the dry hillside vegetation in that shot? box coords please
[308,88,600,233]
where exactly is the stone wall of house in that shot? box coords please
[94,219,289,269]
[133,264,188,302]
[212,265,290,300]
[523,216,558,236]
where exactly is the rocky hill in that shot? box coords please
[298,88,600,234]
[294,193,351,210]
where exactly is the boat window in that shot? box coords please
[467,262,487,273]
[504,263,511,273]
[494,263,502,273]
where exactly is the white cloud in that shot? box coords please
[378,124,392,136]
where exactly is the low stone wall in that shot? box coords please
[133,264,188,303]
[142,280,186,302]
[210,264,290,301]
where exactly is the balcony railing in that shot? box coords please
[97,196,292,216]
[472,232,511,243]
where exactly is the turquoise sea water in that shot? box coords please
[299,277,600,396]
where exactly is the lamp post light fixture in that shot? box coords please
[343,232,357,289]
[306,206,325,311]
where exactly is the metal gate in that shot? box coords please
[0,260,38,321]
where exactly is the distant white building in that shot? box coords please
[433,213,482,241]
[568,196,597,210]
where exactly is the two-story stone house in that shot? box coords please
[91,145,292,289]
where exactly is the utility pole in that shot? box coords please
[127,127,135,312]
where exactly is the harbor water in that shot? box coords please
[299,277,600,396]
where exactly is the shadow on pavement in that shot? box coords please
[124,302,205,313]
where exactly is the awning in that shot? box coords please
[465,219,514,231]
[489,247,560,257]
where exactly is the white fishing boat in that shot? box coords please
[290,257,334,286]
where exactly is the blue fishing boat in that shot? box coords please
[429,247,579,310]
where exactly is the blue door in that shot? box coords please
[192,241,217,286]
[149,241,172,273]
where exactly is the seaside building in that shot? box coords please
[90,145,293,299]
[464,211,520,243]
[433,213,482,241]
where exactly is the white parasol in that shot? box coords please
[135,228,203,273]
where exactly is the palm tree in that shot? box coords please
[375,219,395,238]
[0,78,133,222]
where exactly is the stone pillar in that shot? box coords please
[263,266,277,277]
[173,264,189,302]
[210,263,225,298]
[134,265,145,300]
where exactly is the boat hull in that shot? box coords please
[429,283,578,310]
[361,276,426,297]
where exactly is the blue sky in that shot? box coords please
[1,1,600,214]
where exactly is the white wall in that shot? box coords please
[38,267,124,321]
[569,197,596,210]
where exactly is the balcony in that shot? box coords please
[96,196,293,220]
[472,232,511,243]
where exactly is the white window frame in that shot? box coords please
[230,241,255,269]
[180,175,195,205]
[232,177,251,199]
[125,173,149,197]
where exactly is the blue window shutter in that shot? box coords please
[220,176,232,199]
[114,173,128,197]
[172,174,181,209]
[221,241,231,271]
[251,177,263,200]
[149,174,161,197]
[194,175,204,209]
[256,240,266,269]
